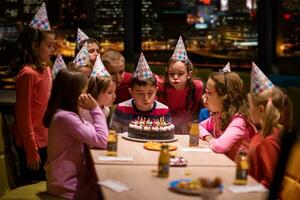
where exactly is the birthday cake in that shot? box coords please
[128,117,175,140]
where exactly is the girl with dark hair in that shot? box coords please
[10,26,55,182]
[43,69,107,199]
[158,36,203,134]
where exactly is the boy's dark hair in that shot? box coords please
[10,26,54,75]
[130,76,157,88]
[43,69,88,127]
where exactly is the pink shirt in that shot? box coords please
[158,80,203,134]
[12,66,52,163]
[248,128,281,188]
[199,113,255,160]
[45,107,108,199]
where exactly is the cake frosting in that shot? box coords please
[128,117,175,140]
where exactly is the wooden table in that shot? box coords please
[90,134,235,167]
[94,165,267,200]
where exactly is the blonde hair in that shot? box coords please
[209,71,248,130]
[88,76,113,100]
[101,50,125,67]
[248,86,292,137]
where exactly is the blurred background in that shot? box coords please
[0,0,300,89]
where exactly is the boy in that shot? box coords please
[102,50,132,103]
[111,52,171,133]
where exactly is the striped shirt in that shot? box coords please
[111,99,171,133]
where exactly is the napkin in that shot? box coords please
[98,180,131,193]
[226,184,268,193]
[98,156,134,162]
[180,147,212,152]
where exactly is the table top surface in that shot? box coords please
[90,134,236,167]
[95,165,267,200]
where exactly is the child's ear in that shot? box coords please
[187,70,192,79]
[259,105,265,113]
[128,88,133,97]
[31,42,39,51]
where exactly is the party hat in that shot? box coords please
[29,2,51,30]
[251,62,273,93]
[52,54,66,79]
[73,42,90,66]
[91,55,110,77]
[219,62,231,73]
[77,28,90,47]
[170,36,189,63]
[133,52,153,79]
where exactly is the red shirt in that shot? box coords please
[158,80,203,134]
[248,127,282,188]
[12,66,52,163]
[115,72,132,104]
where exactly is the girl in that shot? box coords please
[83,76,116,121]
[199,71,255,160]
[10,26,55,182]
[247,86,292,188]
[43,69,108,199]
[158,59,203,134]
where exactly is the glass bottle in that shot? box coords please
[189,122,200,146]
[107,129,118,156]
[234,151,249,185]
[158,144,170,178]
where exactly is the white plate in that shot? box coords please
[121,132,178,143]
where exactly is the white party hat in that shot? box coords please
[251,62,274,93]
[52,54,66,78]
[91,55,110,77]
[73,42,90,66]
[77,28,90,47]
[29,2,51,30]
[133,52,153,79]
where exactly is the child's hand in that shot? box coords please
[27,159,40,171]
[78,94,99,110]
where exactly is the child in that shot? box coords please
[43,69,108,199]
[247,63,292,188]
[10,3,54,182]
[83,55,116,121]
[111,52,171,133]
[199,65,255,160]
[158,36,203,134]
[70,42,93,77]
[76,28,100,66]
[102,50,132,103]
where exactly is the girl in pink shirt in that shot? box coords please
[43,69,108,199]
[158,36,203,134]
[10,26,55,182]
[199,71,255,160]
[248,86,292,188]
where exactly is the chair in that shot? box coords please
[268,128,300,200]
[0,113,63,200]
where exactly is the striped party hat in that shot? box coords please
[29,2,51,31]
[91,55,110,77]
[251,62,273,93]
[52,54,66,79]
[219,62,231,73]
[133,52,153,80]
[77,28,89,47]
[170,36,189,64]
[73,42,90,66]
